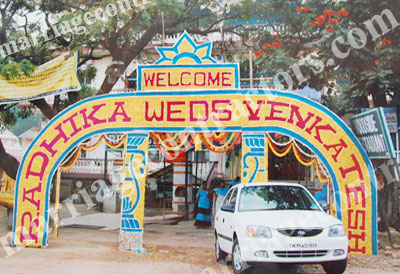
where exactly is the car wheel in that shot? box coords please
[232,238,251,274]
[215,234,227,263]
[322,258,348,274]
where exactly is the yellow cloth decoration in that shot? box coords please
[194,134,203,151]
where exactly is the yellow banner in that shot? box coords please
[0,52,80,104]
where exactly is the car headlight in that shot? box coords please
[246,226,272,238]
[328,224,346,237]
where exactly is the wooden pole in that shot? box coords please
[54,168,61,239]
[161,12,165,47]
[249,50,253,88]
[163,155,166,221]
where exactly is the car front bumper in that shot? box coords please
[239,234,348,263]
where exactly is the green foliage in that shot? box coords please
[248,0,400,116]
[0,105,33,132]
[0,58,35,79]
[78,65,97,84]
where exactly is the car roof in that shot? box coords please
[235,181,307,188]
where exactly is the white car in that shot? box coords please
[214,182,348,274]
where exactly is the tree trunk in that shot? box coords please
[385,179,400,230]
[376,159,400,231]
[0,98,58,181]
[98,22,160,94]
[31,98,57,119]
[0,138,20,180]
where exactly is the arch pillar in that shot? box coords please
[119,133,148,250]
[241,133,268,183]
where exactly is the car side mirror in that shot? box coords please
[221,203,234,212]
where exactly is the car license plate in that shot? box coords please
[289,243,317,249]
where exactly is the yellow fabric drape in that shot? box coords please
[265,134,329,184]
[0,172,15,208]
[61,135,126,170]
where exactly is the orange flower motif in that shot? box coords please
[343,10,348,17]
[387,40,392,45]
[328,27,333,33]
[374,60,379,65]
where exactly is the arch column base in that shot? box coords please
[119,231,143,251]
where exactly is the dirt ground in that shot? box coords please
[1,207,400,274]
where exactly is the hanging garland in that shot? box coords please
[60,134,126,170]
[315,159,329,183]
[150,132,241,158]
[199,132,242,153]
[60,146,82,170]
[212,132,230,142]
[150,132,195,160]
[265,133,329,183]
[151,132,192,151]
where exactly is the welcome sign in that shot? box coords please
[137,32,239,91]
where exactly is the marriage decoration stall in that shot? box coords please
[11,33,378,255]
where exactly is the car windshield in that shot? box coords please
[238,185,320,212]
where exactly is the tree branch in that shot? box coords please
[0,138,19,180]
[31,98,57,120]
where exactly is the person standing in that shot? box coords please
[194,182,211,228]
[215,180,229,213]
[230,176,240,187]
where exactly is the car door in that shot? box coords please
[216,188,238,253]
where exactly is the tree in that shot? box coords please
[249,0,399,115]
[0,0,36,180]
[248,0,400,229]
[0,0,252,179]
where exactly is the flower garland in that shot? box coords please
[60,134,126,170]
[150,132,195,160]
[265,133,329,183]
[199,132,242,153]
[150,132,241,159]
[212,132,230,142]
[151,132,192,151]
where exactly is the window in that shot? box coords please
[230,188,238,210]
[222,188,234,206]
[149,150,162,161]
[189,150,210,162]
[221,188,238,212]
[238,185,319,212]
